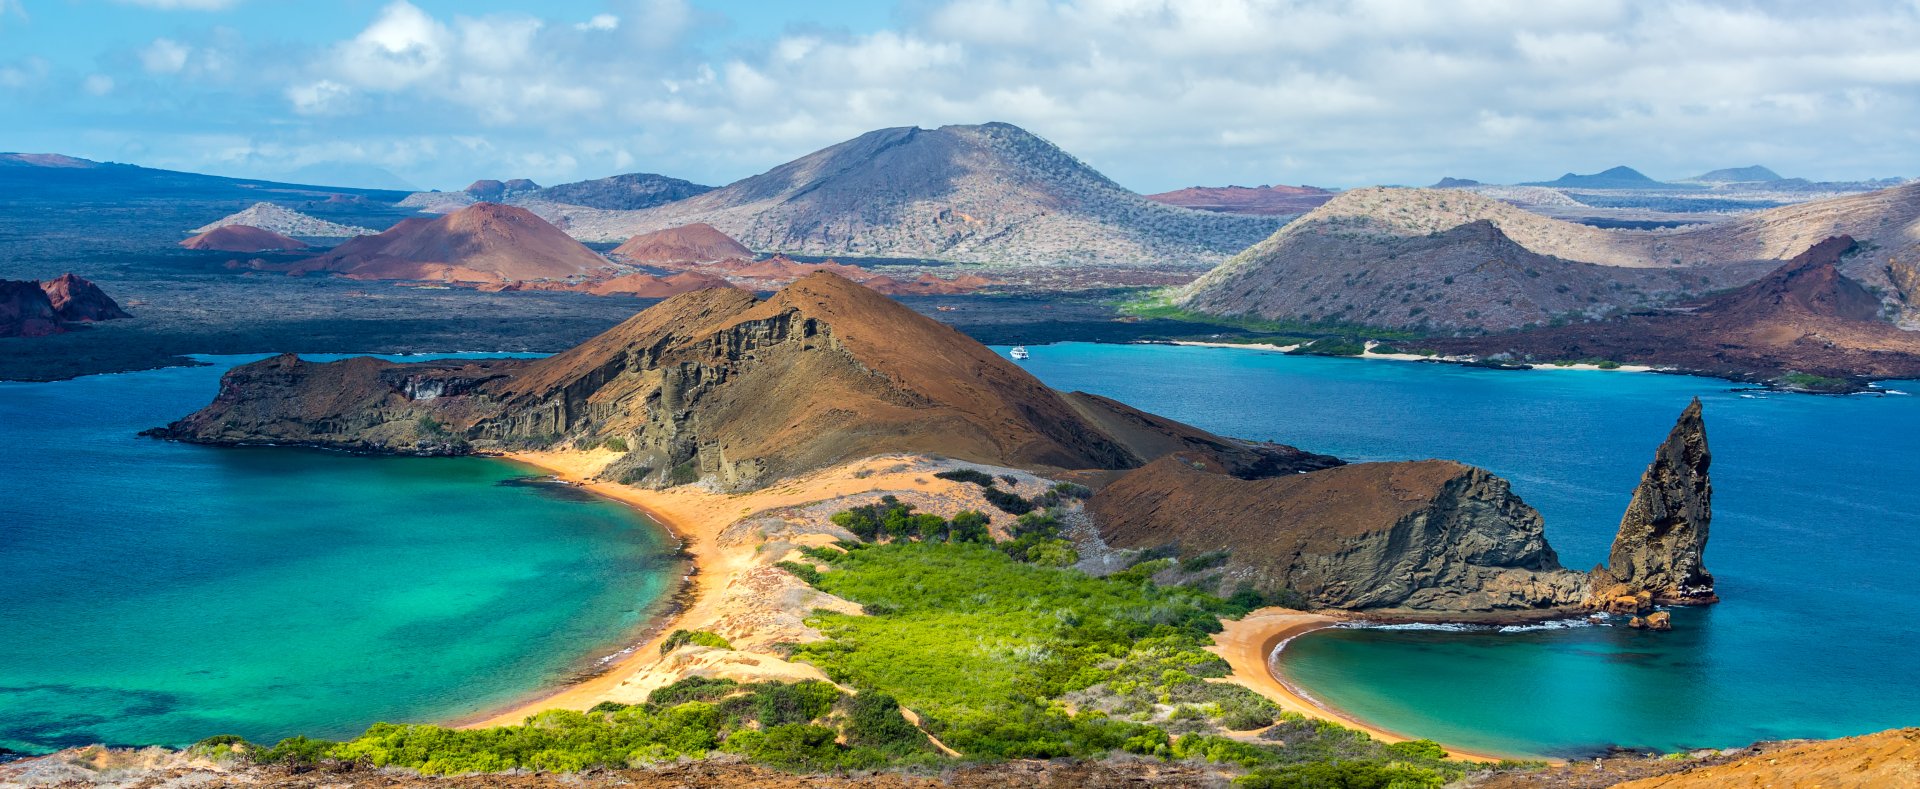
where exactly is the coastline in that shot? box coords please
[1212,609,1524,764]
[454,452,997,729]
[1160,339,1661,374]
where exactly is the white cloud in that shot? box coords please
[576,14,619,31]
[83,74,115,95]
[286,79,352,115]
[62,0,1920,190]
[139,38,191,74]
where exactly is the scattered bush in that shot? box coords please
[660,629,733,655]
[982,487,1034,515]
[934,468,995,487]
[602,436,630,452]
[776,560,825,586]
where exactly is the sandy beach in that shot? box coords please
[1211,610,1520,763]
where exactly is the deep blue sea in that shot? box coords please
[0,355,681,755]
[1010,342,1920,758]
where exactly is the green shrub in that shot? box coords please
[602,436,630,452]
[948,510,990,543]
[798,545,844,563]
[722,724,843,772]
[934,468,995,487]
[647,676,739,706]
[669,460,699,485]
[1180,550,1231,573]
[776,560,824,586]
[982,487,1034,515]
[845,691,930,752]
[660,629,733,655]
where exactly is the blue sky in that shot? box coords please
[3,1,1918,192]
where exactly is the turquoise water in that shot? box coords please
[1011,342,1920,758]
[0,356,681,755]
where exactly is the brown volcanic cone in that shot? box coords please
[1434,236,1920,382]
[291,203,606,282]
[39,273,130,322]
[180,225,308,252]
[612,223,753,264]
[154,272,1332,489]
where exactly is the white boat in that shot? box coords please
[1009,346,1030,360]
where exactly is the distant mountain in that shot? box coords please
[465,179,542,201]
[285,203,607,283]
[190,202,377,238]
[1686,165,1785,184]
[1435,237,1920,384]
[1525,166,1698,191]
[1141,184,1332,215]
[539,123,1285,267]
[1176,190,1773,330]
[1431,177,1481,188]
[537,173,714,210]
[1178,178,1920,340]
[0,153,409,203]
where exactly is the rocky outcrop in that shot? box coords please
[0,280,63,338]
[1590,398,1715,607]
[1089,455,1588,614]
[40,274,130,322]
[537,172,714,211]
[152,273,1325,490]
[1088,400,1718,620]
[1,274,129,337]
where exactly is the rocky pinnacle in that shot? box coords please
[1594,398,1716,606]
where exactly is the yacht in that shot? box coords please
[1009,346,1030,360]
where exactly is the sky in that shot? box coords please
[2,0,1918,192]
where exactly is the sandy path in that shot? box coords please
[1211,608,1515,764]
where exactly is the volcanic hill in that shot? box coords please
[543,122,1284,266]
[1176,189,1775,330]
[285,203,607,283]
[180,225,309,252]
[537,172,715,210]
[1525,165,1696,190]
[1433,236,1920,384]
[612,223,754,264]
[1143,184,1333,215]
[152,272,1334,488]
[190,202,377,238]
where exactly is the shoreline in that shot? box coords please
[1213,609,1527,764]
[455,452,710,729]
[1160,339,1662,374]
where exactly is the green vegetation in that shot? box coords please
[933,468,995,486]
[828,496,991,544]
[1776,372,1854,392]
[660,629,732,655]
[602,436,630,452]
[785,539,1468,787]
[208,677,940,774]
